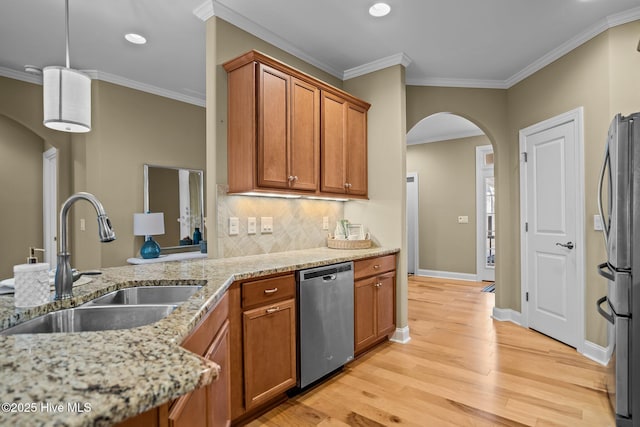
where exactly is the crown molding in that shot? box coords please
[505,6,640,88]
[211,0,343,79]
[405,76,509,89]
[193,1,214,21]
[0,66,42,85]
[86,71,206,107]
[343,52,412,80]
[0,66,205,107]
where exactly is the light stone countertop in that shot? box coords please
[0,246,399,427]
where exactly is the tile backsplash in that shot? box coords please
[216,185,344,258]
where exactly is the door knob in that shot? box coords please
[555,241,574,250]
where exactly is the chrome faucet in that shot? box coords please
[54,192,116,300]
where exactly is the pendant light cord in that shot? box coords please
[65,0,70,69]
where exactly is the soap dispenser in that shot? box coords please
[14,248,50,308]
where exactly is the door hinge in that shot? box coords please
[522,152,528,162]
[526,292,529,302]
[525,222,528,232]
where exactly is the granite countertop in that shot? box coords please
[0,246,399,427]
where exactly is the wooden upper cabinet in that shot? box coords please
[320,91,368,196]
[257,64,290,189]
[224,50,369,198]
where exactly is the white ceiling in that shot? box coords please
[1,0,639,110]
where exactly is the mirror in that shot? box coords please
[144,164,204,250]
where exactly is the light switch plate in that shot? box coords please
[322,216,329,231]
[594,214,603,231]
[229,217,239,235]
[248,217,257,234]
[261,217,273,233]
[458,215,469,224]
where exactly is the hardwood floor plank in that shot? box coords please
[245,276,614,426]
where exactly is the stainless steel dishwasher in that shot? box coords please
[297,261,354,389]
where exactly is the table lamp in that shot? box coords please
[133,212,165,259]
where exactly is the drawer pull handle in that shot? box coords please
[266,307,280,314]
[373,265,381,269]
[263,287,279,294]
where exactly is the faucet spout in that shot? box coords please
[55,192,116,300]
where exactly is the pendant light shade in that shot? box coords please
[43,66,91,133]
[42,0,91,133]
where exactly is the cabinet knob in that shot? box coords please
[288,176,295,182]
[373,265,380,269]
[375,282,382,288]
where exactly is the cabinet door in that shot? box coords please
[354,277,377,354]
[320,91,347,194]
[376,272,396,339]
[346,103,368,196]
[290,78,319,191]
[207,321,231,427]
[243,298,297,410]
[257,64,290,189]
[168,387,207,427]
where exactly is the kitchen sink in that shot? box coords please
[81,285,202,306]
[0,305,177,335]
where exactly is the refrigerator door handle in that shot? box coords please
[596,296,615,325]
[597,142,611,248]
[597,261,615,281]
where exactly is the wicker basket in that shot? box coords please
[327,238,372,250]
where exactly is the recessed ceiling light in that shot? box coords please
[369,2,391,17]
[125,33,147,45]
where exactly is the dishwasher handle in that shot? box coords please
[322,274,337,282]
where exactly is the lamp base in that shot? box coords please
[140,237,161,259]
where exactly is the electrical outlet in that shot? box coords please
[458,216,469,224]
[248,217,257,234]
[80,218,86,231]
[322,216,329,230]
[229,217,239,235]
[261,217,273,233]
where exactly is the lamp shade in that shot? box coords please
[133,212,165,236]
[43,66,91,133]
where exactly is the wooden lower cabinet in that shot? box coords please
[242,298,297,411]
[169,295,231,427]
[354,264,396,356]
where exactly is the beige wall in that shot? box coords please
[0,115,44,278]
[407,135,491,274]
[0,76,206,270]
[405,86,514,311]
[343,65,408,330]
[74,81,206,268]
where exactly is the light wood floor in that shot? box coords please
[246,275,613,426]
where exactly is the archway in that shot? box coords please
[406,112,498,286]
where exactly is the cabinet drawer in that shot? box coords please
[182,292,229,356]
[242,274,295,309]
[354,255,396,280]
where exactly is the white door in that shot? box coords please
[406,173,418,275]
[520,108,584,349]
[476,146,495,282]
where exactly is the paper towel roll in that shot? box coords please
[14,263,50,308]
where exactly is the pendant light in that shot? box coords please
[43,0,91,133]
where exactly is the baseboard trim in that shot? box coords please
[492,307,523,326]
[416,269,478,282]
[390,326,411,344]
[581,340,611,366]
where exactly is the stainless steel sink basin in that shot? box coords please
[0,305,176,335]
[81,285,202,306]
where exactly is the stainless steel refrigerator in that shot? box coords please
[597,112,640,426]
